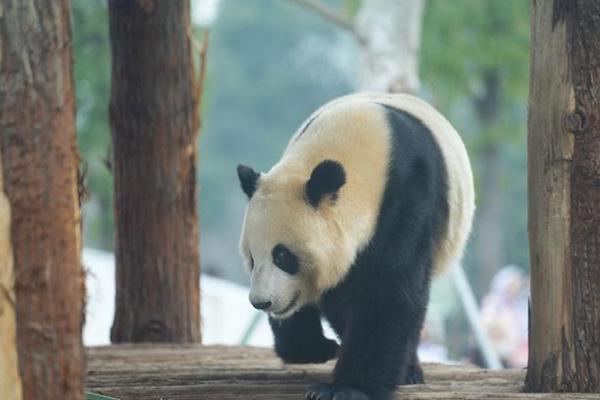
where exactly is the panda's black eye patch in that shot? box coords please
[272,244,299,275]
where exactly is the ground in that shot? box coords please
[86,345,600,400]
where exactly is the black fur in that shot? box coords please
[306,160,346,207]
[272,244,300,275]
[272,105,449,400]
[269,305,339,363]
[237,164,260,199]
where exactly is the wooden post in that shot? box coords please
[108,0,201,343]
[0,1,85,399]
[0,153,21,400]
[527,0,600,392]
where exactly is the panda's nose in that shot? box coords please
[251,300,272,310]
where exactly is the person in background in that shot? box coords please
[480,265,529,368]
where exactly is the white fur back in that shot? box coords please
[288,93,475,275]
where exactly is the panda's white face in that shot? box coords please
[238,162,352,319]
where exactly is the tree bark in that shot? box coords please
[355,0,425,93]
[472,70,505,296]
[0,153,21,400]
[527,0,600,392]
[108,0,201,343]
[0,1,85,399]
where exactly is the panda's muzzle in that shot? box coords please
[250,300,272,310]
[271,290,301,317]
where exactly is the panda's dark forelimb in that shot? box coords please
[269,305,339,364]
[329,287,428,400]
[404,339,425,385]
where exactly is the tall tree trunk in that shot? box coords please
[0,1,85,399]
[355,0,425,93]
[527,0,600,392]
[108,0,201,343]
[472,70,505,296]
[0,153,21,400]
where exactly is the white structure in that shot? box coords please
[82,248,461,365]
[83,248,273,347]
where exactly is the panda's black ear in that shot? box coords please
[305,160,346,208]
[237,164,260,199]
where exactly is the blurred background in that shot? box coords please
[75,0,530,369]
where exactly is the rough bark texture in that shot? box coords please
[108,0,201,343]
[0,154,21,400]
[527,0,600,392]
[0,1,85,399]
[85,345,600,400]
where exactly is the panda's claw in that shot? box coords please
[404,363,425,384]
[305,383,334,400]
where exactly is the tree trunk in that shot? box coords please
[0,153,21,400]
[526,0,600,392]
[355,0,425,94]
[472,70,505,296]
[0,1,85,399]
[108,0,201,343]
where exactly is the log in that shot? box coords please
[527,0,600,392]
[0,1,85,399]
[108,0,201,344]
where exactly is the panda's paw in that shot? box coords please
[305,383,370,400]
[305,383,334,400]
[404,363,425,384]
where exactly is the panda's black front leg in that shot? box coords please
[307,302,424,400]
[269,305,339,364]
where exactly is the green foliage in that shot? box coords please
[72,0,114,250]
[422,0,529,105]
[343,0,362,17]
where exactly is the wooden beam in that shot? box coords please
[527,0,600,392]
[84,345,600,400]
[0,1,85,399]
[108,0,201,343]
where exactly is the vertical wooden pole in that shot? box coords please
[108,0,201,343]
[527,0,600,392]
[0,153,21,400]
[0,1,85,399]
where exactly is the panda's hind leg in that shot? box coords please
[269,305,339,364]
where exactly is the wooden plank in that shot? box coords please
[526,0,575,392]
[85,345,600,399]
[527,0,600,392]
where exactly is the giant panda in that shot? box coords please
[237,92,475,400]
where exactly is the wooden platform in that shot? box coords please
[86,345,600,399]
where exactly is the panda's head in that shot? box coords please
[237,160,348,319]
